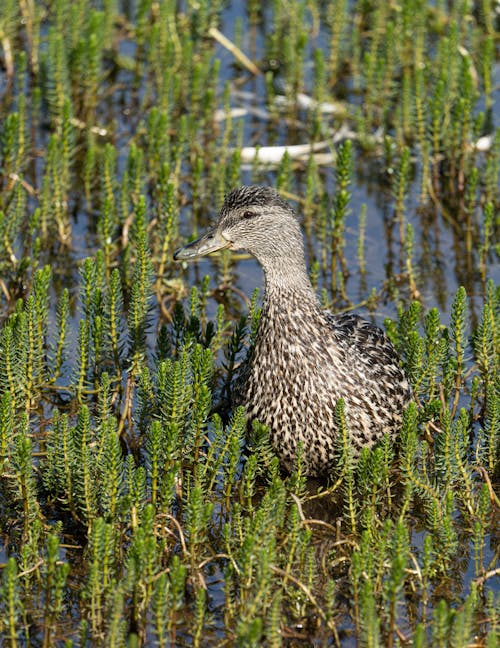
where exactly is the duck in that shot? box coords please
[174,186,412,476]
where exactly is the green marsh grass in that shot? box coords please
[0,1,498,646]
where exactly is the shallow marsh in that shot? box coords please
[0,1,499,646]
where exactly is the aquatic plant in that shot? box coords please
[0,1,498,645]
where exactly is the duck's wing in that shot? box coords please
[326,312,394,348]
[325,312,409,384]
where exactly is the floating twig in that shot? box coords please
[208,27,261,76]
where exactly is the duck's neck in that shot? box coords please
[260,257,320,317]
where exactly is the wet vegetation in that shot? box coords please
[0,0,499,646]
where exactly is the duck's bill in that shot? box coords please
[173,229,231,260]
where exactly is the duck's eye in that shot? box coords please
[242,210,255,219]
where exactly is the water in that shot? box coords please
[171,5,500,328]
[1,1,499,645]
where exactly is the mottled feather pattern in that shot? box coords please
[237,286,412,475]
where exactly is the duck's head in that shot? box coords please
[173,186,304,265]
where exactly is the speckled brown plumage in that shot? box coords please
[174,186,412,476]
